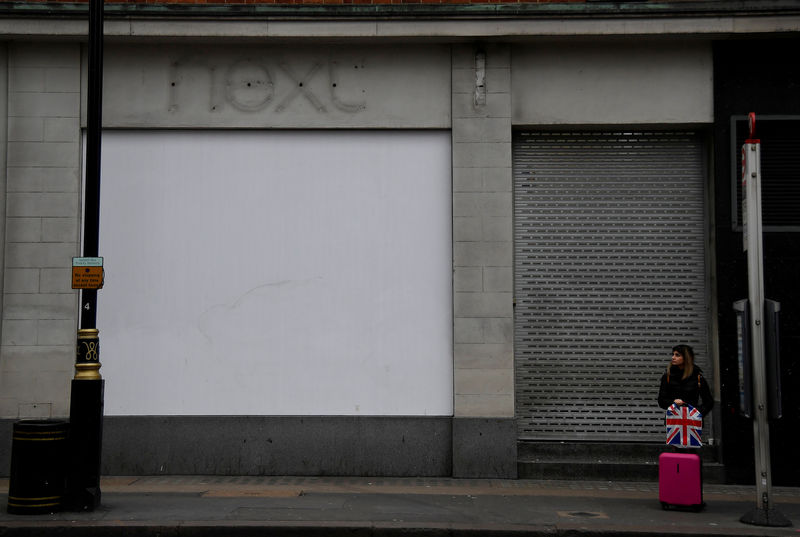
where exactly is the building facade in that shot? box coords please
[0,1,799,483]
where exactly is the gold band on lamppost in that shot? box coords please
[75,328,101,380]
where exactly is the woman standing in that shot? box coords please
[658,344,714,418]
[658,344,711,511]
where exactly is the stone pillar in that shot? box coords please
[451,44,516,478]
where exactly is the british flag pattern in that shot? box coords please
[665,403,703,448]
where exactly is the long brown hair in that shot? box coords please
[670,344,695,380]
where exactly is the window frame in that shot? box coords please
[730,115,800,232]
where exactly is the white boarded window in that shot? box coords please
[96,130,452,416]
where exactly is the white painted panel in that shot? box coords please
[97,130,452,416]
[512,42,713,125]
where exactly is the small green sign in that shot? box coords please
[73,257,104,267]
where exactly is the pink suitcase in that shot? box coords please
[659,452,704,511]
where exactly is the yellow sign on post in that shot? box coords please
[72,257,104,290]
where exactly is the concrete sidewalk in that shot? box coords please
[2,476,799,536]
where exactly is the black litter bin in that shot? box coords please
[7,420,69,515]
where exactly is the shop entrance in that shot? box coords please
[513,131,710,441]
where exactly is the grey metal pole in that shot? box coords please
[739,117,789,527]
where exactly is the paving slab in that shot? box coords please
[1,477,799,537]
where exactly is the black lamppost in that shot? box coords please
[67,0,104,512]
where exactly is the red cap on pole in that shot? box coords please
[747,112,759,144]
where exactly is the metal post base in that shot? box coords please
[64,486,101,513]
[66,378,104,512]
[740,507,792,527]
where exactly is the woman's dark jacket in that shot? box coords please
[657,365,714,418]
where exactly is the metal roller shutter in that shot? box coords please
[513,131,709,441]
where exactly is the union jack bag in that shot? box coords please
[665,403,703,448]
